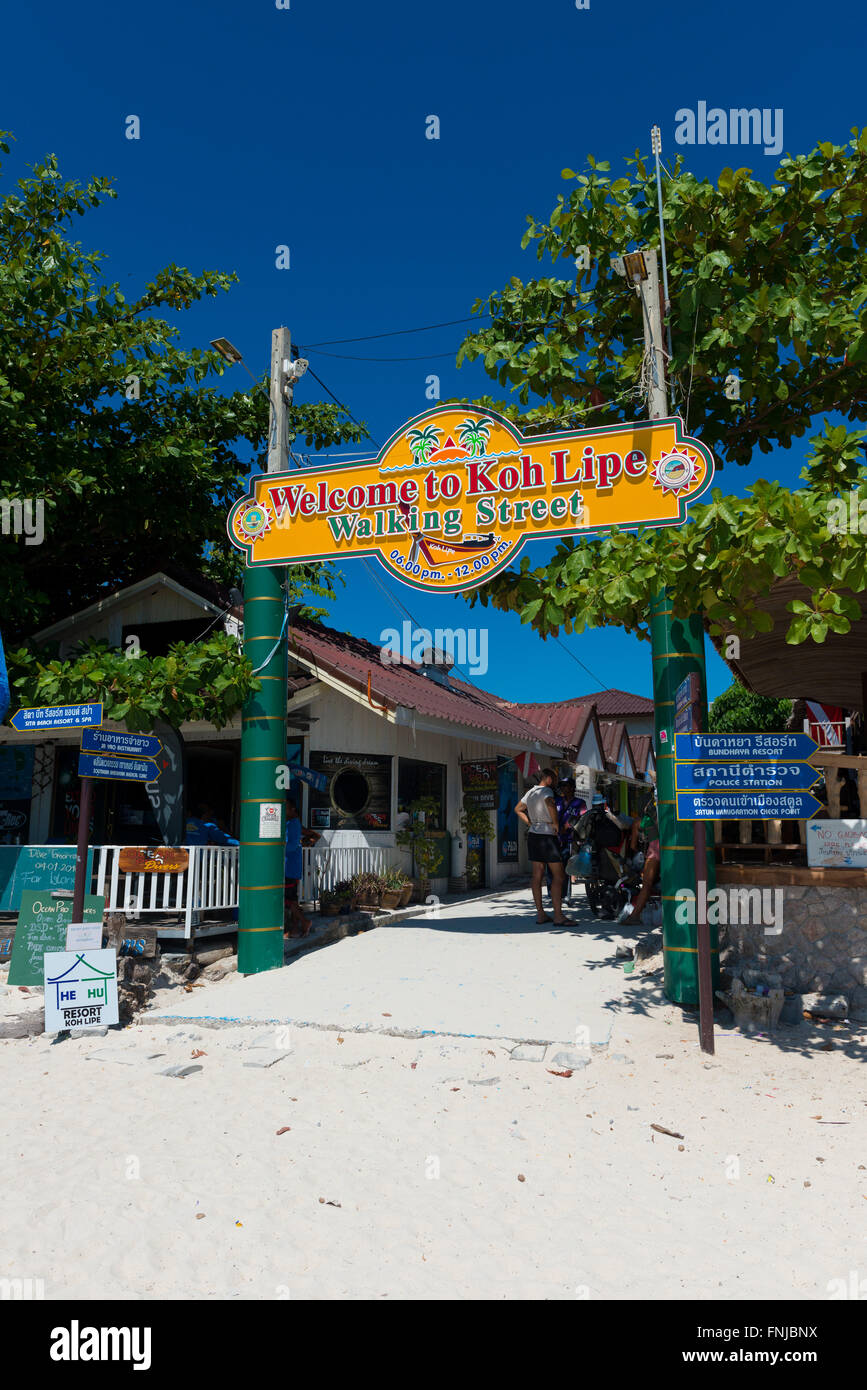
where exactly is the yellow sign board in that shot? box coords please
[227,405,715,594]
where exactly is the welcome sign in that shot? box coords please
[228,405,715,594]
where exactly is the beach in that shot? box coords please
[2,890,865,1301]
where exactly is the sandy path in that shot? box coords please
[1,891,864,1301]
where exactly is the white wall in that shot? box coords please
[306,684,532,891]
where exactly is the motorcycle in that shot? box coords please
[568,802,660,922]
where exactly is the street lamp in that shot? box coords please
[210,337,243,365]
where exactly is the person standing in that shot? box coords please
[515,769,574,926]
[558,779,587,902]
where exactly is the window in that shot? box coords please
[397,759,446,828]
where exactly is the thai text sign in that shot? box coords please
[228,406,715,593]
[676,791,822,821]
[10,702,102,732]
[675,762,819,792]
[675,732,818,762]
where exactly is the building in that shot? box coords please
[0,571,656,909]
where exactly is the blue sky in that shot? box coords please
[3,0,861,703]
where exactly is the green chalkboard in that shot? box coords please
[7,891,105,986]
[0,846,96,911]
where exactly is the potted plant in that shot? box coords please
[396,797,442,901]
[380,866,406,910]
[351,870,383,909]
[333,879,355,913]
[458,799,494,887]
[319,889,340,917]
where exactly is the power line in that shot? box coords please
[302,315,491,348]
[302,348,459,362]
[552,635,611,693]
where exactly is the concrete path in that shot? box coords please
[146,886,630,1046]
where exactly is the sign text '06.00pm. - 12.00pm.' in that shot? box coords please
[227,405,715,595]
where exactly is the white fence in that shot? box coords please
[301,844,391,902]
[88,841,394,934]
[93,845,238,937]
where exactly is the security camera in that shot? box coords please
[282,357,309,383]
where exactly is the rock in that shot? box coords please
[801,992,848,1020]
[184,962,202,983]
[779,994,804,1026]
[614,942,634,960]
[510,1043,547,1062]
[160,1064,203,1077]
[193,945,235,968]
[549,1049,591,1070]
[202,960,235,981]
[0,1011,45,1039]
[242,1049,292,1069]
[634,931,663,973]
[715,979,784,1031]
[248,1030,293,1051]
[76,1026,109,1037]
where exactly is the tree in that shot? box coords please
[457,134,867,650]
[0,134,366,639]
[708,682,792,735]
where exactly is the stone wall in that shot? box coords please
[722,884,867,1013]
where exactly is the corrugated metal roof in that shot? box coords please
[567,688,654,715]
[629,734,653,774]
[286,617,569,748]
[499,700,596,748]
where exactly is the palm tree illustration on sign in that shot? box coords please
[457,417,492,457]
[406,424,443,466]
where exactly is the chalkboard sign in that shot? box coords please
[7,891,104,986]
[0,846,96,912]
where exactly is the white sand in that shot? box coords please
[1,894,865,1301]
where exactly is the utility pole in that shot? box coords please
[633,237,718,1053]
[237,328,293,975]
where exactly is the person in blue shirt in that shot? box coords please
[185,802,239,847]
[284,797,316,937]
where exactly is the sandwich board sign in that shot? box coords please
[228,404,715,595]
[7,891,105,986]
[43,948,119,1032]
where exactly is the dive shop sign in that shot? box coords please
[228,405,715,594]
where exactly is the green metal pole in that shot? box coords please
[238,565,287,974]
[651,594,719,1005]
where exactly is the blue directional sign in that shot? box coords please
[79,728,162,760]
[78,752,160,784]
[675,762,820,792]
[676,791,823,821]
[11,702,103,733]
[675,732,819,763]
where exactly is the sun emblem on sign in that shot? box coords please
[652,447,702,496]
[234,500,273,544]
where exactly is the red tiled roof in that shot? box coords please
[500,700,597,749]
[600,720,627,763]
[566,688,654,716]
[286,617,571,749]
[629,734,654,774]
